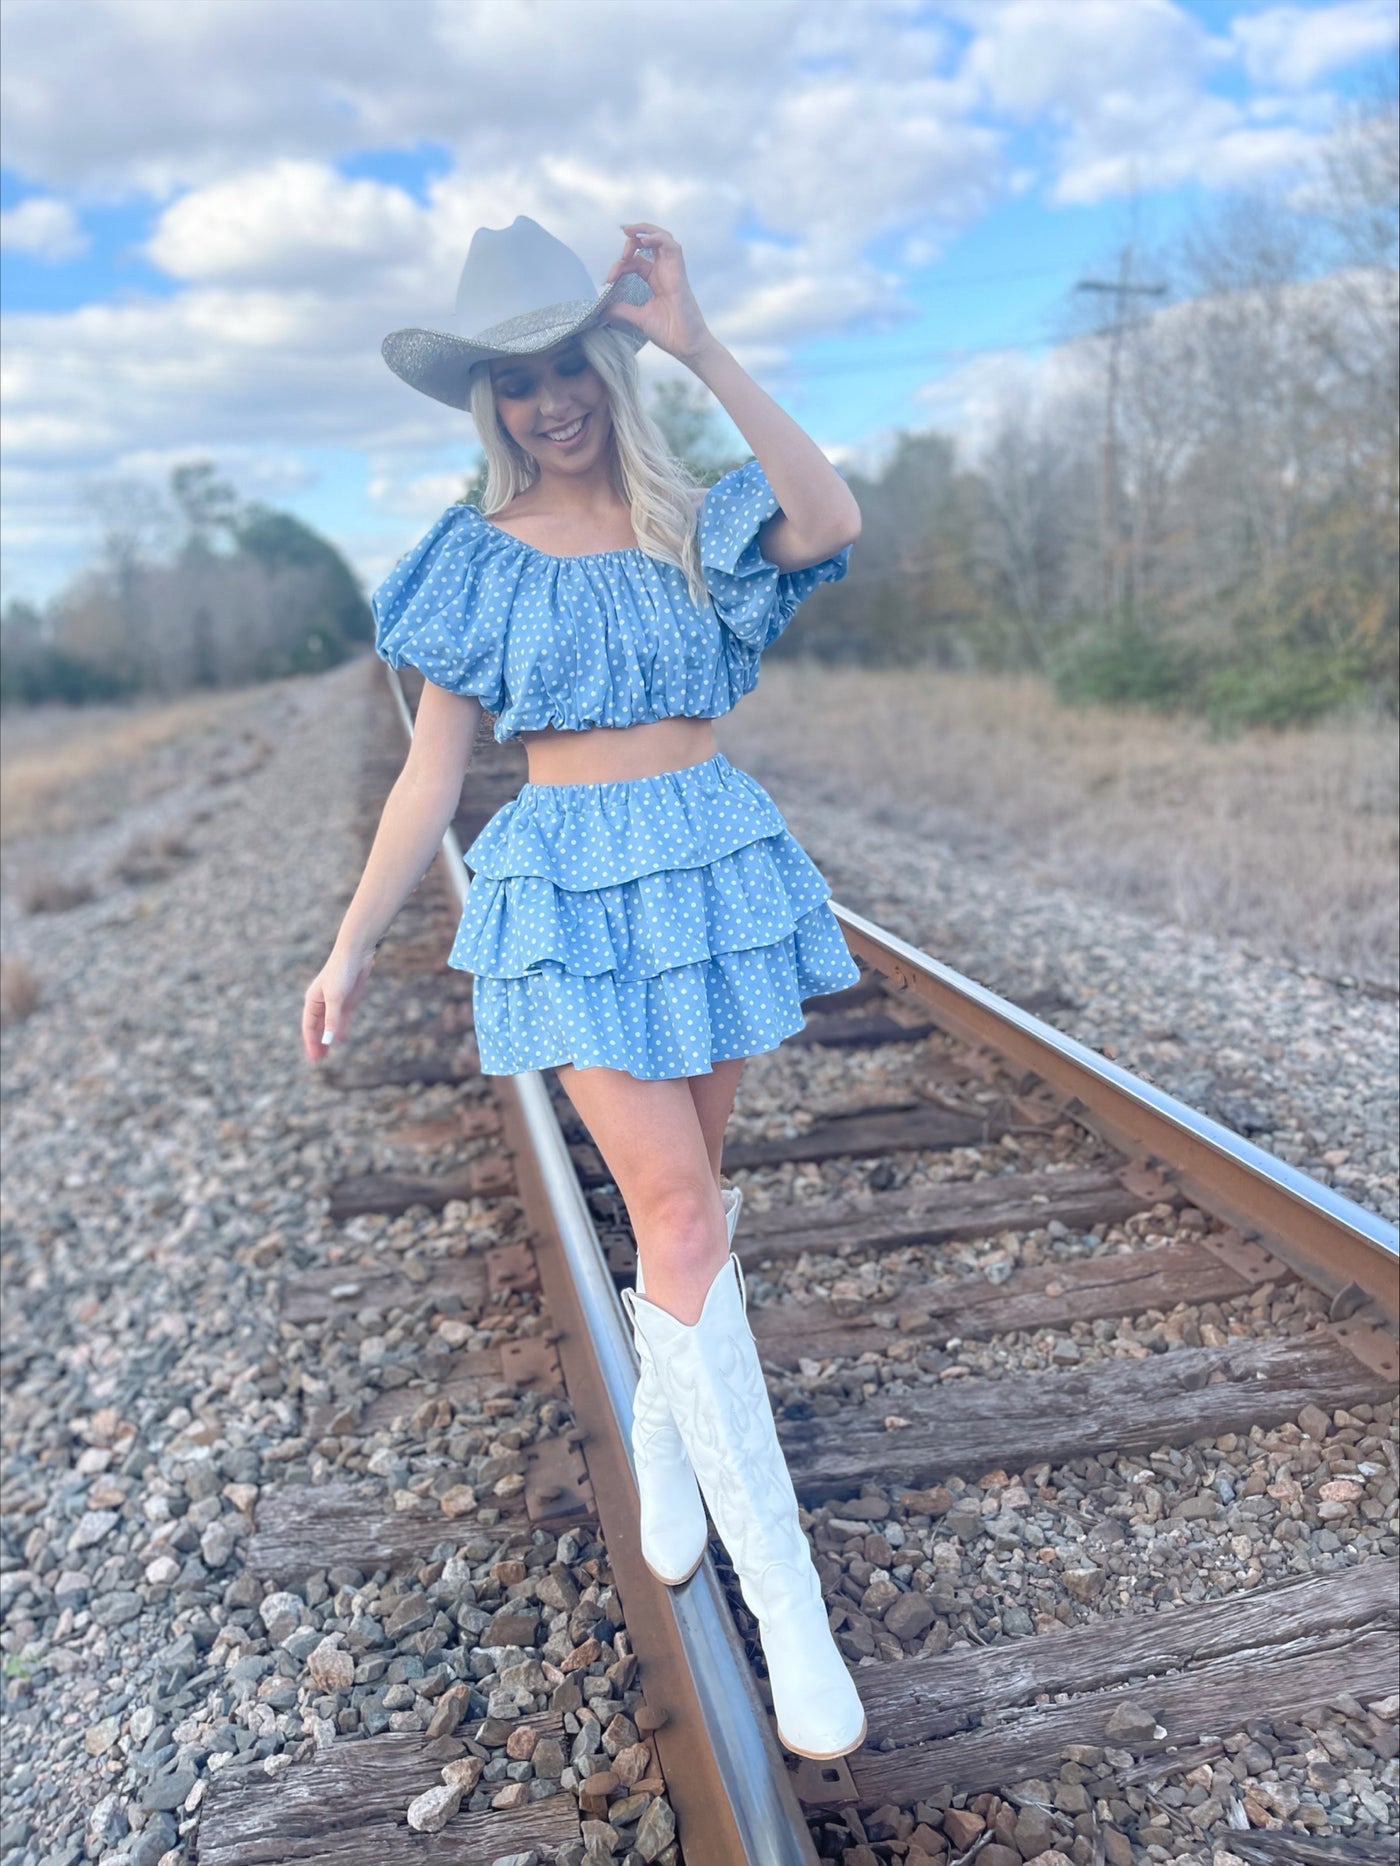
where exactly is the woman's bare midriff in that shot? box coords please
[519,716,719,786]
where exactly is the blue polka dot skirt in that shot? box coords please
[449,749,861,1078]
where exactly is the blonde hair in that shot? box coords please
[465,324,709,607]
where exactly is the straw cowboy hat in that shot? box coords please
[381,214,655,409]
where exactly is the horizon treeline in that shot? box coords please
[0,463,371,705]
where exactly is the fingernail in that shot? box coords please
[321,1030,335,1045]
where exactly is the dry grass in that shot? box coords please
[718,665,1399,988]
[0,687,266,846]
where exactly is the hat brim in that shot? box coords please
[382,270,652,410]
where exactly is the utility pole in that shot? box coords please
[1075,249,1166,627]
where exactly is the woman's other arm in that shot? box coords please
[301,683,483,1061]
[603,222,861,573]
[685,337,861,570]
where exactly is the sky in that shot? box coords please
[1,0,1395,609]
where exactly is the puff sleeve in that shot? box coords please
[371,505,508,711]
[697,458,853,652]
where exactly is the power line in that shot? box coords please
[764,319,1066,382]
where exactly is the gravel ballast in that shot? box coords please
[0,660,677,1866]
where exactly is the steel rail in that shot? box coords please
[389,668,818,1866]
[833,903,1400,1324]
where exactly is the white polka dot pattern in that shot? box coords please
[369,458,859,1080]
[369,457,851,742]
[452,752,861,1077]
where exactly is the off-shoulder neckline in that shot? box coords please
[467,504,645,564]
[462,480,721,565]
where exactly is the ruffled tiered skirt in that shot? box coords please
[450,750,860,1078]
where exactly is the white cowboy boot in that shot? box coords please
[626,1186,743,1585]
[620,1249,866,1761]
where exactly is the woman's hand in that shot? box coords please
[602,224,716,367]
[302,943,377,1064]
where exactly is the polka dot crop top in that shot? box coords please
[371,457,851,742]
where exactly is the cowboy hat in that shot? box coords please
[381,214,654,409]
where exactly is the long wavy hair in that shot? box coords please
[465,323,709,607]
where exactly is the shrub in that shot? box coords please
[1049,621,1197,711]
[1202,646,1373,732]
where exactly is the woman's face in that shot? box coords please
[487,338,614,476]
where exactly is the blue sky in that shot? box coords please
[2,0,1394,607]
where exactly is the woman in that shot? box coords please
[302,215,866,1761]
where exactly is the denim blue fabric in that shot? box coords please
[371,459,851,740]
[371,459,859,1077]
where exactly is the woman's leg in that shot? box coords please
[554,1063,727,1325]
[686,1057,746,1188]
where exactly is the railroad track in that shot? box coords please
[196,662,1398,1866]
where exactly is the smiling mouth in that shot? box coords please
[540,413,588,444]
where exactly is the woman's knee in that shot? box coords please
[627,1171,717,1247]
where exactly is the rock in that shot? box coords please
[441,1484,478,1517]
[1062,1567,1105,1603]
[486,1607,539,1646]
[85,1714,123,1755]
[1101,1832,1132,1866]
[1298,1404,1330,1439]
[860,1576,902,1617]
[407,1783,463,1832]
[864,1806,915,1841]
[944,1808,985,1848]
[137,1766,198,1812]
[532,1736,568,1777]
[602,1712,639,1756]
[385,1594,433,1638]
[84,1793,128,1852]
[68,1509,120,1552]
[1170,1495,1219,1521]
[129,1812,179,1865]
[1013,1807,1057,1858]
[307,1636,354,1692]
[633,1795,677,1861]
[92,1588,144,1628]
[981,1848,1023,1866]
[884,1592,937,1642]
[201,1518,236,1568]
[499,1656,548,1695]
[440,1753,484,1791]
[608,1791,652,1825]
[259,1591,304,1641]
[428,1684,472,1737]
[1103,1700,1160,1742]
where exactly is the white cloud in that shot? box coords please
[145,161,428,285]
[0,196,88,260]
[1231,2,1398,91]
[367,469,469,520]
[910,340,1097,462]
[964,0,1216,120]
[958,0,1353,203]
